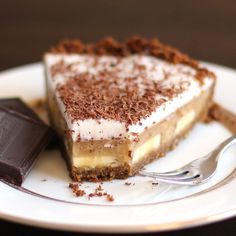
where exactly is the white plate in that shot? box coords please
[0,62,236,233]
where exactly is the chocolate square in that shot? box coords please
[0,105,52,185]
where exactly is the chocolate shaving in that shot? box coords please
[57,71,185,126]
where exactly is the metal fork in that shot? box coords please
[139,135,236,185]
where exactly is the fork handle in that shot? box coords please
[214,135,236,159]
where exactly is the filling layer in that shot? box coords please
[65,89,210,170]
[70,108,197,169]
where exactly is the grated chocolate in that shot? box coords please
[57,69,186,126]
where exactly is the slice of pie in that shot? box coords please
[44,37,216,181]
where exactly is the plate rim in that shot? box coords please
[1,207,236,233]
[0,61,236,233]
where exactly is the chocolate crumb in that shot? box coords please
[96,191,103,197]
[209,103,236,134]
[106,194,114,202]
[68,182,77,188]
[96,184,103,191]
[85,184,115,202]
[69,182,86,197]
[128,150,132,158]
[88,193,95,198]
[75,189,86,197]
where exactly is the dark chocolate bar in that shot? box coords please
[0,98,59,149]
[0,106,52,185]
[0,98,43,123]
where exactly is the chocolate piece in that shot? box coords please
[0,98,59,149]
[0,98,43,123]
[0,106,52,185]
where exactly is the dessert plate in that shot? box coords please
[0,62,236,233]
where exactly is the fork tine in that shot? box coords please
[155,172,194,180]
[139,170,202,185]
[154,170,189,177]
[153,175,202,186]
[139,135,236,186]
[139,170,189,178]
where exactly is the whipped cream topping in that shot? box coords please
[45,54,213,141]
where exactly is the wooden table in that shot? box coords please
[1,1,236,235]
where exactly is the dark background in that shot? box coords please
[1,0,236,235]
[1,0,236,71]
